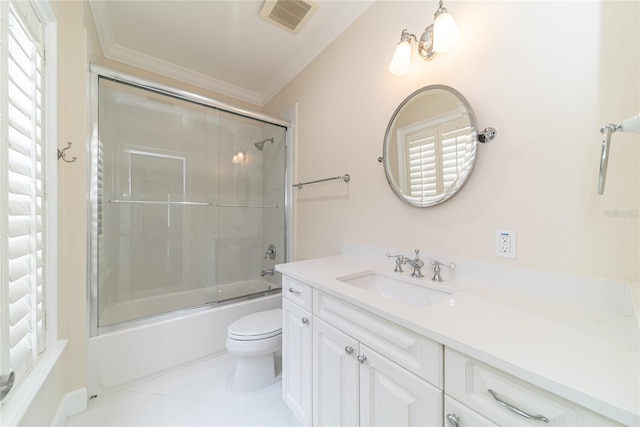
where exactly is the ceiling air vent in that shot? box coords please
[259,0,318,34]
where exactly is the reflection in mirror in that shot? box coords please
[383,85,485,207]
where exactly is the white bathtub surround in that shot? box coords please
[88,294,281,398]
[277,242,639,425]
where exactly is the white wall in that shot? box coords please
[265,1,640,283]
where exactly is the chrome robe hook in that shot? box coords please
[57,141,77,163]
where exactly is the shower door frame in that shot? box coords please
[87,64,293,337]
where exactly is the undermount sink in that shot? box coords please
[336,270,456,308]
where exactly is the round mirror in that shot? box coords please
[383,85,481,207]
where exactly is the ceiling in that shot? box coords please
[89,0,374,106]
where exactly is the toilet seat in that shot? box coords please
[228,308,282,341]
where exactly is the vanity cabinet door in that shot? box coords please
[359,344,443,427]
[313,317,359,427]
[282,298,313,426]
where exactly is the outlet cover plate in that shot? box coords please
[496,230,517,259]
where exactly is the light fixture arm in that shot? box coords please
[417,25,436,61]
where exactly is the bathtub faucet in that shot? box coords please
[260,269,274,277]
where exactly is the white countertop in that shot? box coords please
[276,254,640,426]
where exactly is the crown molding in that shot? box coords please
[104,44,264,106]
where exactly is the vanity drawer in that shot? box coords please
[444,395,497,427]
[283,277,312,312]
[444,348,624,426]
[314,290,442,388]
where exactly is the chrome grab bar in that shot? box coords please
[598,124,616,195]
[597,113,640,195]
[488,389,549,423]
[293,173,350,190]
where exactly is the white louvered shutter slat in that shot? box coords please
[1,0,46,387]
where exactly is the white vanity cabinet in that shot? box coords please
[282,278,313,426]
[314,317,442,426]
[444,348,625,426]
[278,254,638,427]
[312,290,443,426]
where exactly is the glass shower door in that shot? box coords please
[93,76,287,332]
[97,79,215,327]
[215,112,286,302]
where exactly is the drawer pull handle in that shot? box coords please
[301,317,309,325]
[288,287,301,295]
[446,413,459,427]
[345,346,354,355]
[488,389,549,423]
[357,354,367,364]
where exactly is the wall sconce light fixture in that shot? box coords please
[389,0,459,76]
[232,151,246,164]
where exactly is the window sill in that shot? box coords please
[0,340,67,426]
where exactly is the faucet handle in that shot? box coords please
[431,260,456,269]
[386,252,404,273]
[431,260,456,282]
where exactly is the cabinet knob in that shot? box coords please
[345,346,354,355]
[301,317,309,325]
[446,413,459,427]
[357,354,367,364]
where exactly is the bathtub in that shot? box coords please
[88,291,281,398]
[98,279,279,327]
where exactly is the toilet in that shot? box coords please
[225,308,282,392]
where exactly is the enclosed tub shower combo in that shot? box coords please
[88,65,290,396]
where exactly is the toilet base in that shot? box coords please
[232,353,277,392]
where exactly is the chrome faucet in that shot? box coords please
[404,249,425,278]
[386,252,405,273]
[431,260,456,282]
[260,268,274,277]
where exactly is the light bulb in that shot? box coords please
[433,11,459,53]
[389,40,412,76]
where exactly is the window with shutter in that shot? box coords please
[0,0,46,399]
[397,111,471,204]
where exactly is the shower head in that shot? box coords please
[254,138,274,151]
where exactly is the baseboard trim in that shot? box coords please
[50,388,87,426]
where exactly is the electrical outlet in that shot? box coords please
[496,230,516,259]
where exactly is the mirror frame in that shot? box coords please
[383,84,480,207]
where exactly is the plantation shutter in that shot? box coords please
[405,121,472,202]
[441,126,471,191]
[408,135,437,200]
[1,0,46,385]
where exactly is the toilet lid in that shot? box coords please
[228,308,282,340]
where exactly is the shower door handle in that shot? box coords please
[109,199,212,206]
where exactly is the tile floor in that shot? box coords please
[65,353,300,426]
